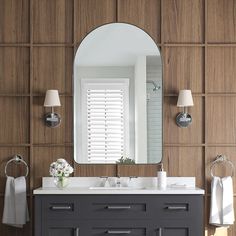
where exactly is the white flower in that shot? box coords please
[49,158,74,177]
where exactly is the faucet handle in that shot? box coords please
[100,176,110,187]
[100,176,108,180]
[129,176,138,180]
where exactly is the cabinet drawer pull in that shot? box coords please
[74,227,79,236]
[157,228,162,236]
[166,206,187,210]
[50,205,72,210]
[106,206,131,210]
[107,230,131,234]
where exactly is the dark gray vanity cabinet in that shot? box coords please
[34,194,204,236]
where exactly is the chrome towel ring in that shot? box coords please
[5,154,29,178]
[210,154,235,178]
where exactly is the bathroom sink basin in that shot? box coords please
[89,186,145,190]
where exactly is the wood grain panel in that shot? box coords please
[33,0,73,43]
[117,164,159,177]
[0,0,29,43]
[164,47,204,94]
[117,0,161,43]
[207,0,236,43]
[206,147,236,194]
[164,96,203,144]
[75,164,116,177]
[33,147,73,188]
[0,147,29,194]
[0,47,29,93]
[75,0,116,43]
[33,97,72,144]
[163,0,204,43]
[1,0,236,235]
[163,147,204,188]
[206,47,236,93]
[207,96,236,144]
[33,47,73,94]
[0,98,29,144]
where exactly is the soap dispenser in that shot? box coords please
[157,163,167,189]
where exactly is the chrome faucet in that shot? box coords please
[100,176,109,187]
[116,176,121,187]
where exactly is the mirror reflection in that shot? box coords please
[74,23,162,164]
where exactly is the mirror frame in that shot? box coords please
[73,22,164,164]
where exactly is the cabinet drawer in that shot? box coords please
[82,195,152,219]
[41,196,80,219]
[155,195,203,219]
[92,228,145,236]
[84,220,149,236]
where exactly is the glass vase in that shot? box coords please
[54,176,69,189]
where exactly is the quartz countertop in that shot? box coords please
[33,186,204,195]
[33,177,205,195]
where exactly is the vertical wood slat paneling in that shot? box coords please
[32,47,73,94]
[164,47,204,94]
[206,47,236,93]
[206,96,236,144]
[33,0,73,43]
[0,47,30,94]
[117,0,161,44]
[163,147,204,188]
[0,0,30,43]
[75,0,117,44]
[0,0,235,235]
[207,0,236,43]
[163,0,204,43]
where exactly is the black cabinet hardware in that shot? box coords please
[50,205,72,210]
[74,227,79,236]
[165,206,187,210]
[106,230,131,234]
[106,205,131,210]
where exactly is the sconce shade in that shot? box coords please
[177,90,194,107]
[44,90,61,107]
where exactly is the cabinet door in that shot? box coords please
[43,220,80,236]
[155,219,203,236]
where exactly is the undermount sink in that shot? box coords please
[89,186,145,190]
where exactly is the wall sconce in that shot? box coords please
[44,90,61,128]
[176,90,194,128]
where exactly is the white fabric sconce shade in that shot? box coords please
[177,90,194,107]
[44,90,61,107]
[43,90,61,128]
[176,90,193,128]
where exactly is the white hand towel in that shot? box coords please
[209,176,235,227]
[2,176,29,228]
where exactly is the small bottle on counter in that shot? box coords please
[157,163,167,189]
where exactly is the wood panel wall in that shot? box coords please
[0,0,235,235]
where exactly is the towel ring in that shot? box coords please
[210,154,235,178]
[5,154,29,178]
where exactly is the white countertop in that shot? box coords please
[33,177,205,195]
[33,187,204,195]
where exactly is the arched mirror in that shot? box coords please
[74,23,162,164]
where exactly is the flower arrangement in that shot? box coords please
[49,158,73,177]
[116,156,135,164]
